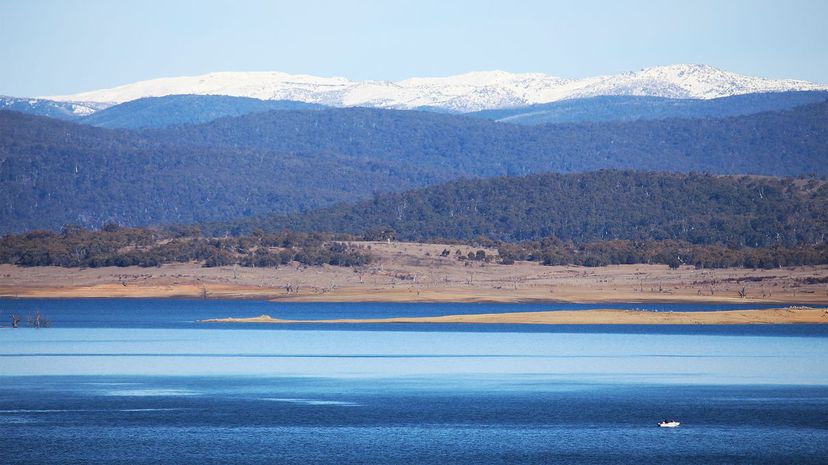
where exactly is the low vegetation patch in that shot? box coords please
[0,225,371,268]
[2,224,825,270]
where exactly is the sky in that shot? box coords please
[1,0,827,97]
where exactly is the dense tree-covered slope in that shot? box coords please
[212,171,828,248]
[82,95,326,128]
[149,102,828,177]
[0,111,431,234]
[468,91,828,124]
[0,226,369,268]
[1,102,826,233]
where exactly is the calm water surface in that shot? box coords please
[1,299,826,464]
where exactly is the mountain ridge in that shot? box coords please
[6,91,826,129]
[44,64,828,113]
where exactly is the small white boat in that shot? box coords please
[658,420,681,428]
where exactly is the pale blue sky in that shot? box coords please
[1,0,826,97]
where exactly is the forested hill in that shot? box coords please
[1,101,827,233]
[466,91,828,125]
[82,95,327,129]
[149,102,828,177]
[0,111,433,234]
[211,171,828,248]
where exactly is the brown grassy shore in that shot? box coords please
[1,241,827,304]
[202,307,828,325]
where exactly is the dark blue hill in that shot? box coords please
[81,94,326,128]
[468,91,828,124]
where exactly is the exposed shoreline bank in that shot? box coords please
[2,284,826,305]
[2,242,827,305]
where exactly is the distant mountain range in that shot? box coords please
[3,89,826,132]
[42,64,828,113]
[1,102,826,233]
[6,90,827,129]
[2,65,825,130]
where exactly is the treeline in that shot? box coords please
[212,171,828,249]
[0,225,370,268]
[2,224,825,270]
[496,238,827,269]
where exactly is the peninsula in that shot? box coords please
[201,307,828,325]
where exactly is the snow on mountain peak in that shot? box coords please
[577,64,827,100]
[44,65,828,113]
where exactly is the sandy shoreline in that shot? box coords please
[201,307,828,325]
[2,241,827,304]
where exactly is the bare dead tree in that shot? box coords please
[26,310,50,328]
[284,282,301,294]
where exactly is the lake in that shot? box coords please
[1,299,827,464]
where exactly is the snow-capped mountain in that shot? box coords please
[1,96,108,120]
[44,65,828,113]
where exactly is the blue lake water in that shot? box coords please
[1,298,827,464]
